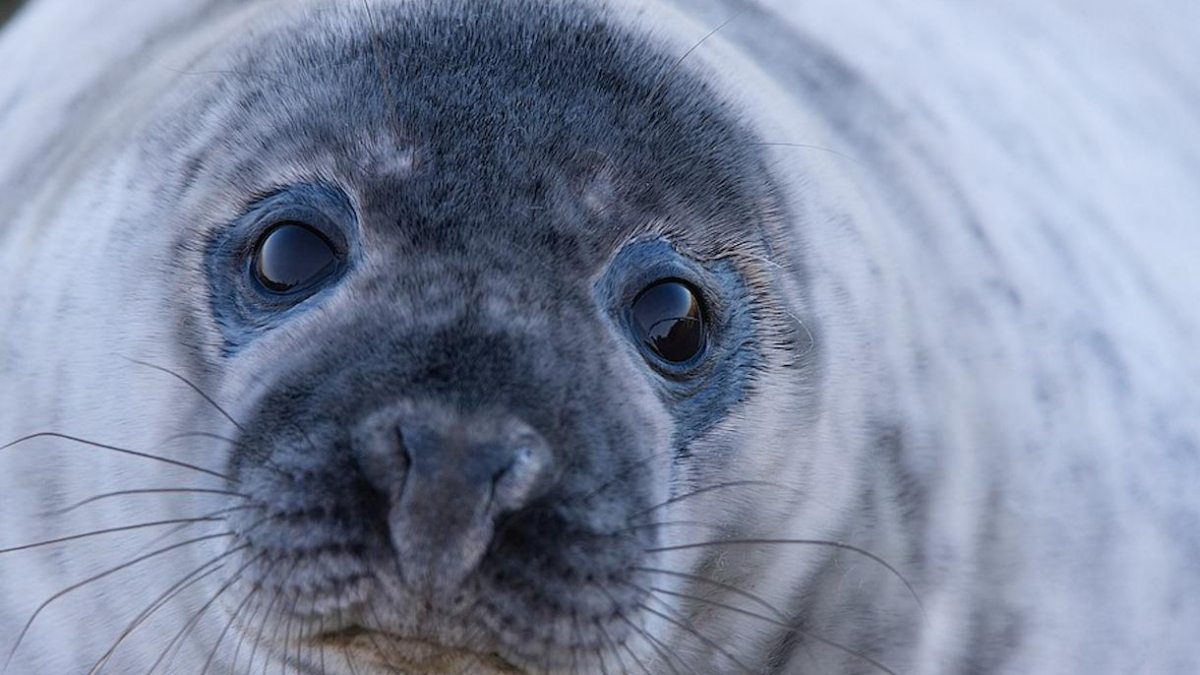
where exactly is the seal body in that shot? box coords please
[1,1,1198,674]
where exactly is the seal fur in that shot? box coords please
[1,0,1198,674]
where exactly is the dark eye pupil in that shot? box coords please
[254,223,336,293]
[631,280,706,364]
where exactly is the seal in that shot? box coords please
[1,0,1199,673]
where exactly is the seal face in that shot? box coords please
[197,3,797,668]
[2,1,816,673]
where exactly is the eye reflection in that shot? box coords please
[631,280,706,364]
[253,223,337,293]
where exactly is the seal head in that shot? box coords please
[116,1,810,672]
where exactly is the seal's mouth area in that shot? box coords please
[316,626,526,673]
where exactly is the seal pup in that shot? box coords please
[1,0,1199,673]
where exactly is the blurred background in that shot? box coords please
[1,0,24,26]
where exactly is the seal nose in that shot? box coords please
[373,405,553,593]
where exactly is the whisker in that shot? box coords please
[341,642,363,675]
[631,481,793,520]
[158,66,304,96]
[88,522,270,675]
[611,520,719,536]
[578,448,675,506]
[159,431,290,483]
[782,306,818,359]
[1,432,233,482]
[3,532,234,673]
[631,619,693,675]
[645,8,748,103]
[588,619,613,675]
[595,619,638,675]
[750,141,862,166]
[162,431,237,445]
[121,357,245,433]
[508,447,744,542]
[45,488,250,517]
[226,569,274,675]
[130,505,261,557]
[127,369,298,482]
[281,575,306,675]
[636,603,756,675]
[631,567,789,622]
[595,638,614,672]
[313,597,328,675]
[0,516,225,556]
[447,617,490,675]
[147,551,264,675]
[643,585,899,675]
[246,558,300,675]
[588,583,653,675]
[173,427,294,484]
[643,584,780,623]
[645,539,925,618]
[619,634,654,675]
[567,612,583,675]
[200,581,262,675]
[365,602,409,674]
[595,585,688,675]
[334,594,364,675]
[493,448,677,543]
[202,551,275,675]
[90,563,228,675]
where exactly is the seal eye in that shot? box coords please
[252,223,337,293]
[631,280,706,364]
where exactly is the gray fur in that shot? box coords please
[0,0,1198,674]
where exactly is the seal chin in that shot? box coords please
[320,628,525,673]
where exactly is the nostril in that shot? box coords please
[352,405,414,502]
[490,450,519,488]
[392,426,414,501]
[489,444,531,500]
[489,434,552,515]
[395,425,414,471]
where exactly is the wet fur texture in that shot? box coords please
[1,0,1198,674]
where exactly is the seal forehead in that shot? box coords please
[159,0,778,272]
